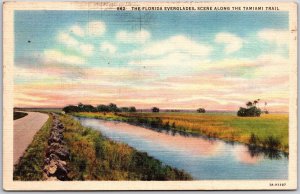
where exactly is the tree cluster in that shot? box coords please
[63,103,137,113]
[197,108,206,113]
[237,99,262,117]
[152,107,160,113]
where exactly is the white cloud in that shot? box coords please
[14,66,61,82]
[57,32,94,56]
[70,25,85,37]
[258,29,289,45]
[87,21,106,36]
[43,49,85,65]
[256,54,289,65]
[16,93,49,101]
[100,42,117,54]
[132,35,212,57]
[79,44,94,56]
[127,35,212,77]
[253,54,289,78]
[197,54,289,80]
[57,32,79,47]
[116,29,151,44]
[129,52,206,68]
[215,32,243,54]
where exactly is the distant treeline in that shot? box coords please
[63,103,137,113]
[63,103,207,114]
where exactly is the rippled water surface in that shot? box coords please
[76,117,288,180]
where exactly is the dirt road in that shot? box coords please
[13,112,49,165]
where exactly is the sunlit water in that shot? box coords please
[75,117,288,180]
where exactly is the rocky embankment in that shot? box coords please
[43,114,70,181]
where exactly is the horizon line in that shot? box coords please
[13,107,288,113]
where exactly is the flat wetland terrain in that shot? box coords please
[14,110,288,181]
[74,112,288,153]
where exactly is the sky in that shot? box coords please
[14,11,290,111]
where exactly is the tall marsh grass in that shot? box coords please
[73,112,288,153]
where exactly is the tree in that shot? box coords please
[237,100,262,117]
[237,107,247,117]
[108,103,118,112]
[120,107,129,112]
[253,100,257,106]
[129,106,137,112]
[152,107,160,113]
[78,102,84,112]
[253,99,260,107]
[197,108,206,113]
[62,105,79,113]
[246,101,253,108]
[97,104,109,112]
[82,104,97,112]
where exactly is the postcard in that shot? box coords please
[3,1,297,190]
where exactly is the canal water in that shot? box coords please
[75,117,288,180]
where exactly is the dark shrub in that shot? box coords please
[197,108,206,113]
[63,105,79,113]
[152,107,160,113]
[129,106,137,112]
[237,106,261,117]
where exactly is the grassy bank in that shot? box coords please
[73,112,288,153]
[13,115,53,180]
[60,115,192,180]
[13,112,28,120]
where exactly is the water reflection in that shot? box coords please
[233,146,262,164]
[83,119,287,161]
[233,145,288,164]
[98,120,225,157]
[247,145,286,160]
[129,121,287,161]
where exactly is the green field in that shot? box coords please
[73,112,288,153]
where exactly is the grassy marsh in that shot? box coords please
[73,112,288,153]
